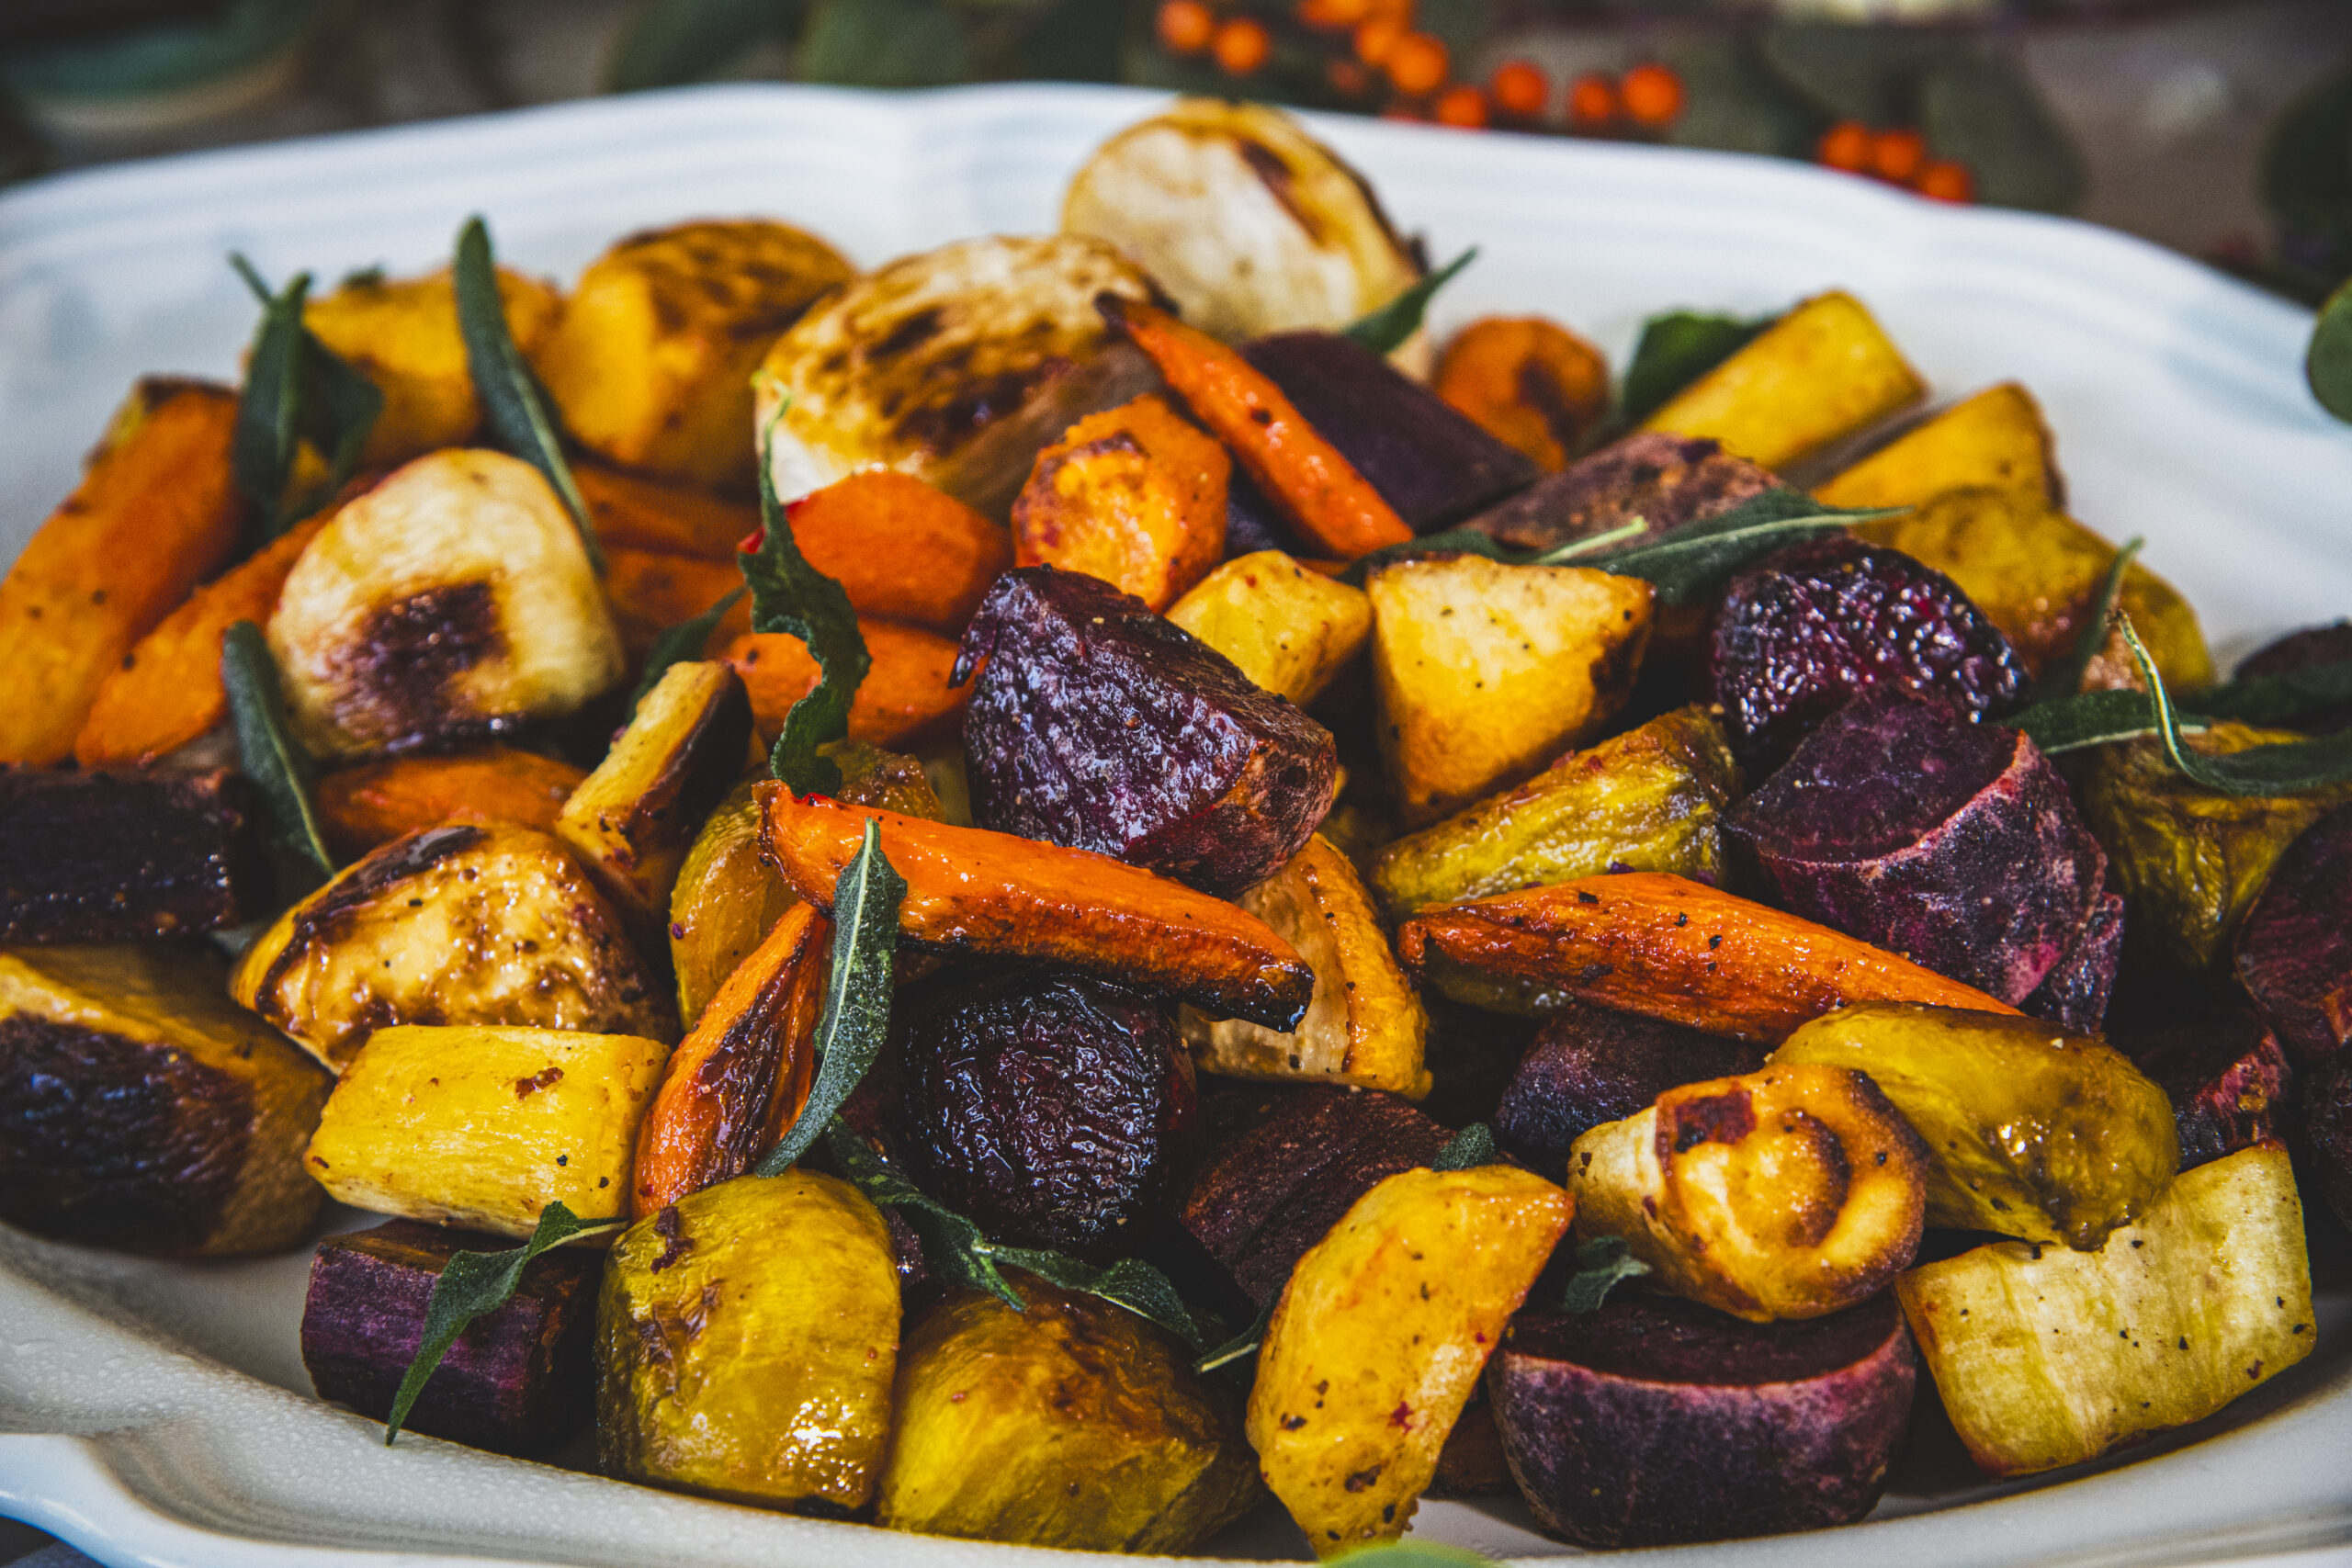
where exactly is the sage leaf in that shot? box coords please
[987,1247,1211,1349]
[2124,619,2352,798]
[454,216,603,574]
[1578,488,1901,606]
[1193,1294,1277,1376]
[230,255,383,536]
[2309,277,2352,425]
[628,586,745,713]
[385,1200,619,1445]
[2198,655,2352,727]
[1558,1234,1651,1314]
[2030,535,2142,704]
[2010,687,2175,756]
[220,620,334,877]
[744,409,871,795]
[1430,1122,1499,1171]
[754,819,906,1175]
[1619,310,1771,427]
[1343,248,1476,357]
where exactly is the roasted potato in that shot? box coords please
[312,745,588,861]
[1012,393,1228,612]
[878,1274,1260,1551]
[232,821,673,1071]
[0,943,329,1256]
[1367,554,1654,826]
[1163,550,1373,707]
[1815,381,2062,510]
[269,449,623,759]
[598,1171,900,1513]
[303,1023,665,1236]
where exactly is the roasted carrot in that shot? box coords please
[311,747,589,861]
[0,380,247,765]
[761,789,1314,1029]
[786,469,1015,635]
[1396,872,2018,1044]
[605,547,751,662]
[631,900,829,1219]
[723,621,965,752]
[1098,295,1412,560]
[1012,392,1228,611]
[1433,316,1610,473]
[577,461,756,560]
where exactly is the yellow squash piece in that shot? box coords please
[1815,382,2061,509]
[302,1023,665,1236]
[1165,550,1374,707]
[1248,1165,1573,1557]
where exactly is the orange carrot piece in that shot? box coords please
[576,461,756,560]
[311,746,589,861]
[761,789,1314,1029]
[1397,872,2018,1044]
[605,547,752,662]
[723,621,965,752]
[1433,316,1610,473]
[1012,392,1228,611]
[1099,296,1412,560]
[786,469,1015,635]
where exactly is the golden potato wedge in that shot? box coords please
[269,449,623,760]
[1164,550,1373,707]
[1368,554,1653,826]
[1641,291,1924,472]
[232,821,673,1071]
[1182,833,1429,1099]
[598,1171,899,1513]
[1815,382,2061,510]
[1898,1143,2313,1478]
[1248,1165,1573,1557]
[537,220,855,492]
[302,1023,665,1236]
[1012,392,1228,612]
[0,943,329,1257]
[879,1273,1260,1551]
[303,265,562,468]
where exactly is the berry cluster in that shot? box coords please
[1815,121,1975,204]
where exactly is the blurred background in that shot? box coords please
[0,0,2348,304]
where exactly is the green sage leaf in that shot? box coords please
[1558,1234,1650,1314]
[2308,277,2352,425]
[2199,655,2352,728]
[454,216,603,574]
[220,620,334,877]
[230,256,382,536]
[1917,52,2086,215]
[744,409,871,795]
[2010,687,2174,756]
[1193,1293,1278,1376]
[1580,488,1901,606]
[2031,535,2142,704]
[1619,310,1771,428]
[628,586,746,713]
[1430,1122,1498,1171]
[385,1200,618,1445]
[1343,248,1476,358]
[2124,619,2352,798]
[987,1247,1210,1349]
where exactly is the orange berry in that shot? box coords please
[1157,0,1215,55]
[1916,159,1975,204]
[1490,59,1548,118]
[1327,57,1373,96]
[1354,16,1404,65]
[1871,127,1928,185]
[1297,0,1371,27]
[1816,119,1871,172]
[1385,30,1449,96]
[1620,62,1684,126]
[1567,72,1618,130]
[1213,16,1272,74]
[1434,84,1490,129]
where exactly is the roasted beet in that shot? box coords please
[2235,622,2352,734]
[1492,1002,1767,1170]
[2301,1052,2352,1229]
[956,566,1338,895]
[1180,1082,1449,1305]
[0,767,266,942]
[897,969,1199,1263]
[302,1218,597,1453]
[2021,891,2125,1031]
[1701,535,2027,771]
[1488,1292,1916,1549]
[2117,1010,2292,1170]
[2236,803,2352,1066]
[1726,688,2104,1006]
[1466,432,1777,556]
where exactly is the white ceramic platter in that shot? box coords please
[1,82,2349,1568]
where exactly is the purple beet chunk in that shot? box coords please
[2236,803,2352,1066]
[2021,891,2124,1031]
[1493,1001,1766,1170]
[0,767,268,942]
[2116,1010,2292,1170]
[1726,687,2104,1004]
[2236,622,2352,734]
[301,1218,596,1454]
[1466,431,1778,555]
[1701,535,2028,772]
[1489,1292,1916,1549]
[2300,1053,2352,1230]
[956,566,1338,895]
[1180,1082,1449,1305]
[1223,467,1303,558]
[1242,331,1541,532]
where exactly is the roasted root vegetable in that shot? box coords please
[2120,1010,2294,1170]
[878,1273,1259,1551]
[1815,381,2062,510]
[0,378,245,765]
[1370,705,1737,917]
[1493,1002,1767,1171]
[232,822,673,1071]
[2234,803,2352,1064]
[302,1217,598,1453]
[1247,1165,1574,1556]
[1399,873,2018,1038]
[1897,1142,2314,1478]
[576,462,756,560]
[1182,834,1430,1099]
[0,943,329,1256]
[1434,315,1611,473]
[1568,1063,1929,1321]
[1773,1003,2178,1249]
[1012,393,1228,611]
[1369,553,1654,827]
[1163,550,1372,707]
[312,746,587,861]
[303,1023,666,1235]
[535,219,854,491]
[0,768,266,943]
[2301,1055,2352,1229]
[783,468,1013,634]
[1467,431,1776,557]
[724,620,964,753]
[269,449,624,759]
[598,1171,900,1513]
[1639,290,1925,471]
[603,547,749,662]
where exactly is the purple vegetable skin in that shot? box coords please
[2022,891,2124,1032]
[1493,1002,1765,1170]
[2301,1053,2352,1230]
[2235,622,2352,734]
[2118,1010,2292,1170]
[2236,803,2352,1066]
[1466,431,1778,555]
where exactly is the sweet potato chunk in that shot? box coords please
[1164,550,1372,707]
[785,468,1013,634]
[1815,382,2062,509]
[0,768,266,942]
[603,547,749,664]
[312,746,587,861]
[576,462,755,560]
[0,379,246,765]
[723,620,964,753]
[1435,315,1611,473]
[1012,393,1228,611]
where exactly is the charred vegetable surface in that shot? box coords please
[1494,1003,1767,1170]
[0,768,266,943]
[2234,803,2352,1064]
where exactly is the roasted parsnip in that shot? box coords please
[1163,550,1374,708]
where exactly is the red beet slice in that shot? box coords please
[2300,1052,2352,1230]
[2021,891,2125,1032]
[2116,1010,2293,1170]
[1726,688,2104,1006]
[2236,803,2352,1066]
[1492,1002,1765,1173]
[301,1218,597,1454]
[1489,1292,1916,1549]
[0,767,266,943]
[1701,535,2027,771]
[1467,431,1779,555]
[2235,623,2352,734]
[955,566,1339,895]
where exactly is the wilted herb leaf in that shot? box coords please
[628,586,746,713]
[743,409,870,795]
[988,1247,1211,1348]
[1558,1234,1651,1314]
[1344,248,1476,357]
[2124,619,2352,798]
[2010,687,2174,755]
[220,619,334,877]
[2199,655,2352,727]
[230,257,381,537]
[1619,310,1771,427]
[1579,488,1900,606]
[2031,536,2141,704]
[1193,1293,1277,1376]
[1430,1122,1499,1171]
